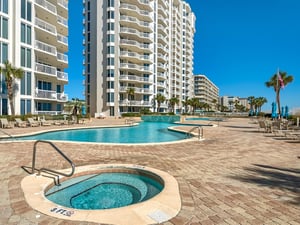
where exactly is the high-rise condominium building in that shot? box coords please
[0,0,69,116]
[194,74,219,110]
[83,0,195,117]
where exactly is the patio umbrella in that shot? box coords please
[271,102,277,119]
[284,105,289,118]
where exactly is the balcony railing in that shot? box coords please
[120,51,152,61]
[120,39,150,50]
[57,15,68,27]
[35,18,57,35]
[58,0,68,9]
[36,62,56,77]
[120,15,152,30]
[35,63,68,81]
[119,100,151,106]
[57,34,68,45]
[57,52,68,63]
[35,40,57,56]
[35,89,68,101]
[120,63,150,72]
[119,75,152,83]
[35,0,57,14]
[120,27,151,39]
[57,71,68,81]
[120,3,153,19]
[119,86,151,94]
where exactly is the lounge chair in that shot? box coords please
[0,118,14,128]
[258,120,271,133]
[40,118,51,126]
[15,118,27,128]
[27,118,40,127]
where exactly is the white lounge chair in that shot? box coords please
[40,118,51,126]
[0,118,14,128]
[15,118,27,128]
[27,118,40,127]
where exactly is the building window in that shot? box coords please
[0,0,8,14]
[107,81,114,89]
[21,23,31,44]
[107,22,114,31]
[107,57,114,66]
[0,42,8,63]
[107,11,114,19]
[21,47,31,68]
[38,80,52,90]
[107,69,114,77]
[107,46,114,54]
[1,98,8,115]
[108,0,114,7]
[0,17,8,39]
[21,0,32,21]
[20,99,31,115]
[20,71,31,95]
[107,34,114,42]
[107,92,114,102]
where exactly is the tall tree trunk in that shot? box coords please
[8,84,15,116]
[276,88,281,117]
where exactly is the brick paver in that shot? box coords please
[0,117,300,224]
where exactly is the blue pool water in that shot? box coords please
[45,172,163,210]
[15,122,186,143]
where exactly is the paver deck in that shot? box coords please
[0,117,300,225]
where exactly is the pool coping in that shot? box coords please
[21,164,181,225]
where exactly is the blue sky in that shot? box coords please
[66,0,300,112]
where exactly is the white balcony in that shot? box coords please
[35,0,57,14]
[57,34,68,45]
[35,89,68,102]
[57,52,68,63]
[57,71,68,81]
[58,0,68,9]
[35,63,68,81]
[119,100,151,106]
[119,86,151,94]
[120,63,150,72]
[35,18,57,35]
[35,40,57,56]
[120,51,152,62]
[57,15,68,27]
[120,27,151,39]
[120,39,151,51]
[119,75,152,83]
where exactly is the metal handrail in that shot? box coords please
[186,126,203,140]
[31,140,75,185]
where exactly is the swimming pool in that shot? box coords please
[15,122,187,143]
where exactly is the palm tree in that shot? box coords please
[182,97,189,113]
[255,97,267,113]
[155,93,166,113]
[169,97,179,113]
[212,99,218,111]
[126,87,135,112]
[265,71,293,116]
[247,96,255,115]
[0,61,24,116]
[188,98,199,115]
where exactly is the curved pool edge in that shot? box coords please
[21,164,181,225]
[1,123,199,145]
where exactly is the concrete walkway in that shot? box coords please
[0,117,300,224]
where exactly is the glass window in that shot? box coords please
[1,0,8,14]
[1,17,8,39]
[21,47,25,67]
[21,0,26,19]
[1,43,8,63]
[26,48,31,67]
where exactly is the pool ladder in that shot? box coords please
[186,126,204,140]
[22,140,75,186]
